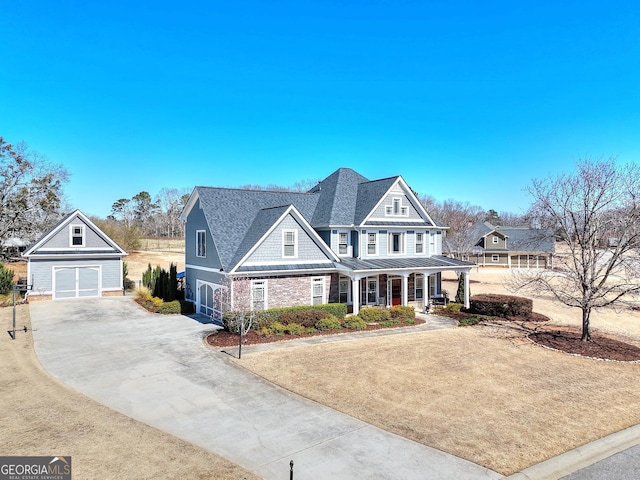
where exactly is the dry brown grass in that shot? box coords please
[0,305,259,480]
[237,268,640,475]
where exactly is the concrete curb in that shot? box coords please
[507,424,640,479]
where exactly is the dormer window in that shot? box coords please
[70,225,85,247]
[492,236,499,244]
[283,230,298,258]
[385,197,408,217]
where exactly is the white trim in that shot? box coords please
[311,276,325,305]
[52,265,102,299]
[23,210,127,257]
[230,205,340,274]
[196,230,206,258]
[186,263,223,273]
[69,224,85,247]
[365,231,378,256]
[387,231,406,255]
[251,279,268,310]
[282,229,298,258]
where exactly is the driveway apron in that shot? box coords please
[30,297,501,480]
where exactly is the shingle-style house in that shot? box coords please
[180,168,475,318]
[22,210,127,300]
[444,221,555,268]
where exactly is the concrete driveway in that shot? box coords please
[30,296,500,480]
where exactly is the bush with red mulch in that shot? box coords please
[206,317,424,348]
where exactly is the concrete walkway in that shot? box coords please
[30,297,500,480]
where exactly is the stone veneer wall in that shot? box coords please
[253,274,334,309]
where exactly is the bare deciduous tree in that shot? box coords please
[0,137,68,255]
[509,158,640,341]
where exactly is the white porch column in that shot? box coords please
[422,273,430,313]
[401,273,409,307]
[464,269,470,309]
[352,277,360,315]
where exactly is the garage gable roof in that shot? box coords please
[23,210,127,257]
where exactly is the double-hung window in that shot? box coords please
[251,280,267,310]
[415,232,424,254]
[367,232,377,255]
[196,230,206,257]
[312,277,325,305]
[283,230,297,258]
[338,232,349,255]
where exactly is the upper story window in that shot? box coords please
[385,197,409,217]
[388,232,405,254]
[196,230,206,257]
[367,232,377,255]
[429,232,436,254]
[70,225,85,247]
[415,232,424,254]
[338,232,349,255]
[283,230,298,258]
[492,235,499,244]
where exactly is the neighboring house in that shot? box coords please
[179,168,475,318]
[444,221,555,268]
[22,210,127,300]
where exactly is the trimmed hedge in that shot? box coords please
[390,305,415,319]
[468,294,533,317]
[222,303,348,332]
[358,307,391,323]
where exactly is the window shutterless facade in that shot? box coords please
[338,231,349,255]
[311,277,325,305]
[415,232,424,254]
[283,230,297,258]
[415,274,424,300]
[196,230,206,257]
[367,232,377,255]
[251,280,267,310]
[70,225,85,246]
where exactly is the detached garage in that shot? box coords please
[23,210,127,300]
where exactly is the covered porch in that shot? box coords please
[337,256,474,315]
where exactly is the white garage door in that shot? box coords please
[54,266,100,299]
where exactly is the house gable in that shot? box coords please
[359,176,436,227]
[231,205,337,274]
[23,210,126,257]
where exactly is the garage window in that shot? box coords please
[70,225,85,246]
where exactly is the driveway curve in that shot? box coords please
[30,296,500,480]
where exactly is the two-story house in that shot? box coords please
[444,221,555,268]
[179,168,474,319]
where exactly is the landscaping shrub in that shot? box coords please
[269,321,287,335]
[358,307,391,323]
[157,300,181,314]
[278,309,329,328]
[223,311,263,333]
[0,263,15,295]
[343,316,367,330]
[390,305,415,319]
[315,315,342,331]
[286,323,305,335]
[469,294,533,317]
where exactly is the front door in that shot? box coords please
[390,277,402,306]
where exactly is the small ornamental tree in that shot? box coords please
[0,263,15,295]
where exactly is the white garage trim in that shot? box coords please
[52,265,102,299]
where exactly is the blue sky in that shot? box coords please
[2,1,639,218]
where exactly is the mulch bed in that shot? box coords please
[436,308,640,362]
[205,318,425,348]
[529,329,640,362]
